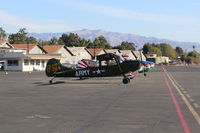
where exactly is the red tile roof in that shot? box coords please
[0,41,13,48]
[86,48,104,56]
[104,49,119,54]
[42,45,64,54]
[11,44,37,50]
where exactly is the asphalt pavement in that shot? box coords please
[0,65,200,133]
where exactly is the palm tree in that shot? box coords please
[193,45,195,51]
[0,27,7,41]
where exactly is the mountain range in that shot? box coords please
[28,29,200,52]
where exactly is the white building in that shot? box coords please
[104,49,120,55]
[0,52,62,71]
[118,50,137,60]
[66,47,92,64]
[0,41,13,49]
[11,44,45,54]
[42,45,73,64]
[86,48,105,59]
[0,43,63,71]
[132,51,146,61]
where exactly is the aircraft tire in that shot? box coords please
[122,78,130,84]
[144,73,147,76]
[49,80,53,84]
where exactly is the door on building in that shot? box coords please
[0,61,5,71]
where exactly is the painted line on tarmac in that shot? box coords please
[194,103,200,109]
[189,98,195,102]
[163,67,200,126]
[180,88,185,91]
[186,94,191,98]
[183,91,188,94]
[162,69,191,133]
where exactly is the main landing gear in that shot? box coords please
[122,77,130,84]
[49,77,55,84]
[144,73,147,77]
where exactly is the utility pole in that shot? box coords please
[27,39,29,54]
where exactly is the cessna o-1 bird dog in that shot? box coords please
[45,53,141,84]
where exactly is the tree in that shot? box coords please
[114,41,135,50]
[187,51,199,58]
[193,45,195,51]
[159,43,176,59]
[49,37,58,45]
[27,36,37,44]
[0,27,7,41]
[38,40,51,46]
[58,33,81,46]
[143,43,150,54]
[143,43,162,56]
[186,51,200,64]
[93,36,112,49]
[180,54,186,63]
[175,46,184,56]
[79,38,91,47]
[9,28,37,44]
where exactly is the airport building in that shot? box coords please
[86,48,106,59]
[146,54,169,64]
[0,43,62,71]
[132,51,146,61]
[42,45,73,64]
[0,41,147,71]
[0,52,62,71]
[66,47,92,64]
[104,49,120,55]
[118,50,137,60]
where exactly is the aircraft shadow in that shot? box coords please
[34,81,66,86]
[34,80,120,86]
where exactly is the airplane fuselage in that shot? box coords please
[49,60,140,78]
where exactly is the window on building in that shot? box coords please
[24,60,29,65]
[41,60,45,68]
[36,60,40,66]
[0,50,5,53]
[30,60,35,66]
[7,60,19,66]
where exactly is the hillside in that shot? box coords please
[28,29,200,52]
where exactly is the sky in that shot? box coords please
[1,0,200,42]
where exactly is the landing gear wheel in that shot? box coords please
[122,78,130,84]
[144,73,147,77]
[49,76,55,84]
[49,80,53,84]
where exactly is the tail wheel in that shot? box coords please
[122,78,130,84]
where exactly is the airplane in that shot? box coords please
[116,53,151,77]
[45,53,141,84]
[138,61,155,75]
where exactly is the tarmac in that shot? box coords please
[0,65,200,133]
